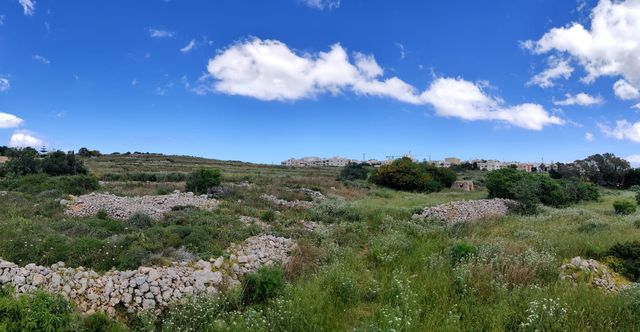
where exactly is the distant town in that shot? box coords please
[281,155,548,172]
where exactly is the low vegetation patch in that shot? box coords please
[369,157,456,193]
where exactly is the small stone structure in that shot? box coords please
[413,198,515,223]
[63,191,219,220]
[0,235,295,315]
[260,188,326,209]
[560,256,632,293]
[451,180,475,191]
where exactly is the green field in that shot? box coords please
[2,154,640,331]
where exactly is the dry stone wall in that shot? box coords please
[413,198,515,223]
[0,235,295,315]
[63,191,219,220]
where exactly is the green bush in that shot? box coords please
[369,157,455,193]
[449,242,477,263]
[608,241,640,281]
[338,163,369,181]
[185,168,222,195]
[260,210,276,222]
[242,267,285,305]
[614,200,636,215]
[636,191,640,206]
[0,174,99,195]
[128,212,154,228]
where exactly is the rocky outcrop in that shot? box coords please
[260,188,325,209]
[412,198,515,223]
[0,235,295,315]
[63,191,219,220]
[560,256,632,293]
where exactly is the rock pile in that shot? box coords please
[64,191,219,220]
[225,235,296,280]
[260,194,314,209]
[413,198,515,223]
[560,256,631,293]
[0,235,295,315]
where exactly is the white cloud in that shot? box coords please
[148,28,174,38]
[396,43,406,60]
[131,79,138,86]
[525,0,640,90]
[205,38,564,130]
[527,56,573,88]
[18,0,35,16]
[0,15,5,25]
[599,120,640,142]
[32,54,50,64]
[553,92,603,106]
[585,132,594,141]
[180,39,196,53]
[626,154,640,165]
[9,131,43,148]
[301,0,341,10]
[421,78,564,130]
[0,112,23,128]
[633,103,640,111]
[0,77,9,92]
[613,79,640,100]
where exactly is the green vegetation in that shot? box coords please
[487,168,599,213]
[2,152,640,330]
[185,167,222,194]
[337,163,369,181]
[369,157,456,192]
[614,200,637,215]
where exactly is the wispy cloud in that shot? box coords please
[180,39,196,53]
[0,15,5,25]
[553,92,603,106]
[149,28,175,38]
[396,43,406,60]
[18,0,35,16]
[32,54,50,64]
[300,0,341,10]
[0,77,9,92]
[585,132,594,142]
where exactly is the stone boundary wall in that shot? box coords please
[413,198,516,223]
[0,235,294,315]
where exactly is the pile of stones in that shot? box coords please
[412,198,515,223]
[560,256,632,293]
[0,234,295,315]
[63,191,219,220]
[225,235,296,280]
[260,188,325,209]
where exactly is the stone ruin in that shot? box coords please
[450,180,475,191]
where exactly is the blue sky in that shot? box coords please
[1,0,640,164]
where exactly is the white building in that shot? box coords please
[281,156,358,167]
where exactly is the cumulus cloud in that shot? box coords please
[180,39,196,53]
[613,79,640,100]
[525,0,640,90]
[527,56,573,88]
[421,78,565,130]
[149,28,174,38]
[0,112,23,128]
[204,38,564,130]
[18,0,35,16]
[599,120,640,142]
[585,132,594,141]
[0,77,9,92]
[32,54,50,64]
[300,0,341,10]
[9,131,43,148]
[553,92,603,106]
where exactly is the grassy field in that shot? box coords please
[2,154,640,331]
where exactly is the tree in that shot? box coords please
[369,157,455,193]
[186,168,222,194]
[577,153,630,187]
[338,163,369,181]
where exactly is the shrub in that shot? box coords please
[636,191,640,206]
[608,241,640,281]
[577,221,609,233]
[369,157,455,193]
[449,242,477,263]
[0,174,99,195]
[260,210,276,222]
[128,212,154,228]
[338,163,369,181]
[96,209,109,220]
[0,291,82,331]
[614,200,636,215]
[242,267,285,305]
[634,220,640,229]
[185,168,222,195]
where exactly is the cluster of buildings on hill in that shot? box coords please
[281,155,542,173]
